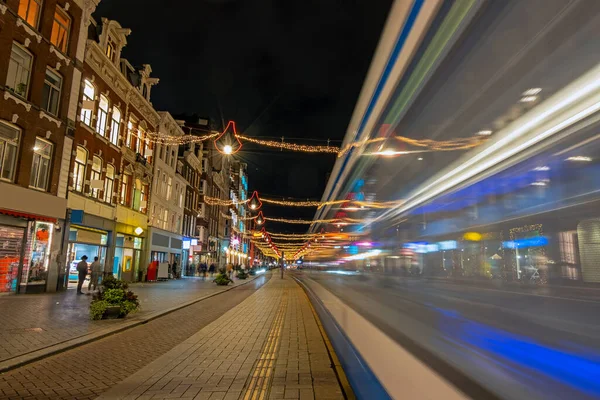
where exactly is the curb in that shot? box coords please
[0,274,265,373]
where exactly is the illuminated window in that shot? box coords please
[50,7,71,53]
[104,164,115,203]
[0,122,21,182]
[96,95,109,137]
[90,156,102,198]
[18,0,42,29]
[106,36,116,62]
[126,118,137,150]
[30,138,52,191]
[73,146,87,192]
[42,68,62,116]
[166,176,172,201]
[120,173,131,206]
[7,43,33,99]
[80,79,95,126]
[110,107,121,146]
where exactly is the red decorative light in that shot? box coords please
[248,191,262,211]
[214,121,243,155]
[256,211,265,225]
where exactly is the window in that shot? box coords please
[166,177,172,201]
[41,68,62,116]
[0,122,20,182]
[73,146,87,192]
[96,95,109,137]
[80,80,95,126]
[90,156,102,198]
[154,168,161,193]
[7,43,33,98]
[126,118,137,150]
[110,107,121,146]
[18,0,42,29]
[106,36,116,62]
[120,173,131,206]
[141,184,148,213]
[30,138,52,190]
[50,7,71,53]
[104,164,115,203]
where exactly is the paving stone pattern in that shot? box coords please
[0,276,269,400]
[98,276,344,400]
[0,277,250,364]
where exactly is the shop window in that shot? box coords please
[18,0,42,29]
[42,68,62,116]
[30,138,53,191]
[90,156,102,198]
[22,222,54,287]
[120,173,131,206]
[73,146,87,192]
[0,122,20,182]
[50,7,71,53]
[104,164,115,203]
[96,95,109,137]
[110,107,121,146]
[80,80,95,126]
[7,43,33,99]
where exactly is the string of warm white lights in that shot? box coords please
[204,195,400,209]
[236,135,340,154]
[220,212,257,221]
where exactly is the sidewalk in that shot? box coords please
[98,276,346,400]
[0,276,258,370]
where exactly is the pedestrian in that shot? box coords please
[208,264,215,277]
[76,255,88,295]
[227,263,234,280]
[201,263,207,280]
[88,256,102,292]
[168,263,172,279]
[173,261,179,279]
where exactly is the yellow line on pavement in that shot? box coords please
[243,290,288,400]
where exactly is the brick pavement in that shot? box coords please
[0,276,256,365]
[0,275,270,400]
[98,276,345,400]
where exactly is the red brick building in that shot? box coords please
[0,0,94,293]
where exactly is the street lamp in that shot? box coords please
[214,120,242,155]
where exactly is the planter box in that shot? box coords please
[103,305,122,319]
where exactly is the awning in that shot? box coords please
[0,208,57,223]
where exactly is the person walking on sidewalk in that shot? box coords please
[88,257,102,292]
[76,255,88,295]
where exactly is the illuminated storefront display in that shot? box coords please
[67,226,108,283]
[21,222,54,291]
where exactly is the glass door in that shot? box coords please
[0,225,24,293]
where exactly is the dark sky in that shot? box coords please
[95,0,392,232]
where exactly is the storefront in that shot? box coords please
[147,227,183,279]
[0,182,66,293]
[115,205,148,282]
[66,226,109,284]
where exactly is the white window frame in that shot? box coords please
[29,137,53,191]
[80,79,95,127]
[104,164,115,204]
[18,0,43,29]
[110,107,121,146]
[50,6,71,54]
[42,67,63,116]
[0,121,21,183]
[73,146,87,192]
[7,42,33,99]
[90,156,102,198]
[96,95,109,137]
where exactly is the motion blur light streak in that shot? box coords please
[376,63,600,224]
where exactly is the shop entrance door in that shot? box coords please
[0,225,25,293]
[66,243,107,287]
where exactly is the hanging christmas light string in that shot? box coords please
[235,135,339,154]
[220,212,257,221]
[203,194,402,209]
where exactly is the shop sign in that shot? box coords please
[502,236,548,249]
[183,240,191,250]
[463,232,482,241]
[438,240,457,250]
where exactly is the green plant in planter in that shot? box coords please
[89,277,139,320]
[214,273,231,286]
[90,300,109,320]
[236,270,248,279]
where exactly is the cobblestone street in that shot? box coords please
[0,276,258,366]
[0,276,270,400]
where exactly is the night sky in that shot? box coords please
[95,0,393,232]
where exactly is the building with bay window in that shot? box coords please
[0,0,96,293]
[66,16,159,284]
